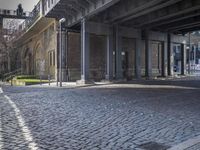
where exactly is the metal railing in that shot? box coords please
[0,9,30,18]
[11,0,43,41]
[9,0,59,42]
[43,0,60,15]
[2,68,22,82]
[19,1,42,31]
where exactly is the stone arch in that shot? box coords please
[22,47,33,75]
[14,50,21,70]
[33,42,43,75]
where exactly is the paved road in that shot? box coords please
[0,77,200,150]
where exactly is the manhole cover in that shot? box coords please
[139,142,170,150]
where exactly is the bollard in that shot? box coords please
[11,77,13,86]
[40,75,42,85]
[48,75,51,86]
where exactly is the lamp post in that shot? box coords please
[59,18,66,87]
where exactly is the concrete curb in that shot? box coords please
[168,135,200,150]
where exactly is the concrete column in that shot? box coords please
[0,17,3,31]
[188,33,191,75]
[181,44,187,75]
[135,38,142,78]
[145,30,152,79]
[161,41,168,77]
[194,45,196,68]
[55,30,59,81]
[115,26,123,79]
[66,30,69,81]
[167,34,174,76]
[105,34,113,80]
[80,18,90,82]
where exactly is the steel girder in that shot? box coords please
[45,0,120,27]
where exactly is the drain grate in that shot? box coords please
[139,142,170,150]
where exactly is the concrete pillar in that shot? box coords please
[181,44,187,75]
[66,30,69,81]
[194,45,196,67]
[145,30,152,79]
[115,26,123,79]
[167,34,174,76]
[80,18,90,83]
[162,41,168,77]
[135,38,142,78]
[55,30,59,81]
[188,33,191,74]
[105,34,113,80]
[0,17,3,31]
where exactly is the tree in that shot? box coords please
[0,19,22,74]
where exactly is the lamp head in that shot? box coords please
[59,18,66,23]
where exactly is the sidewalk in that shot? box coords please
[28,81,112,89]
[168,135,200,150]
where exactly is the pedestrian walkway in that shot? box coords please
[28,81,112,89]
[168,135,200,150]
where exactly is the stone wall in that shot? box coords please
[122,37,136,80]
[68,32,81,81]
[19,20,56,79]
[90,34,106,81]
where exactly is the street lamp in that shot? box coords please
[59,18,66,87]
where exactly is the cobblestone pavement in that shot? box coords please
[0,77,200,150]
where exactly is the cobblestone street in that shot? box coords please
[0,77,200,150]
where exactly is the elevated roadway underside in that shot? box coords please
[45,0,200,34]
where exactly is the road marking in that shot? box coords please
[0,87,3,149]
[0,111,3,150]
[4,95,39,150]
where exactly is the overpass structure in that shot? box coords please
[8,0,200,83]
[41,0,200,82]
[44,0,200,34]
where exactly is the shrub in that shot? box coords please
[15,75,39,80]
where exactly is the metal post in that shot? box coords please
[48,74,50,86]
[59,18,66,87]
[194,45,196,72]
[40,74,42,85]
[11,77,13,86]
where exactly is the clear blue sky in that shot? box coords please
[0,0,39,11]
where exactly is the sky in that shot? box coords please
[0,0,39,11]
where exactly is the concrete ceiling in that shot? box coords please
[45,0,200,34]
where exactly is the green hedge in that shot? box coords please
[11,79,49,86]
[15,75,39,80]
